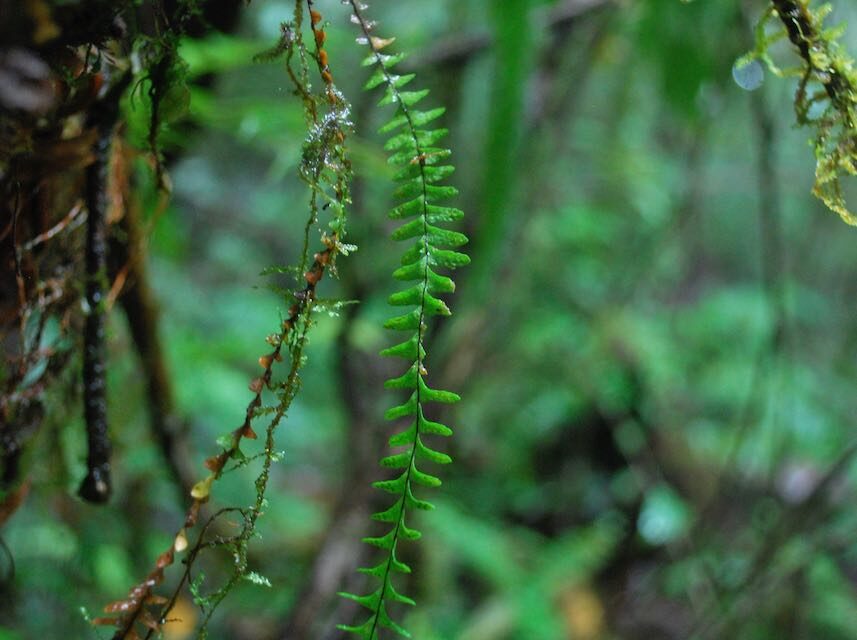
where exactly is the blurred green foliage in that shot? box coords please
[3,1,857,639]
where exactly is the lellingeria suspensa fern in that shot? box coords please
[339,2,470,638]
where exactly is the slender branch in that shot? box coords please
[109,185,197,499]
[401,0,612,70]
[99,239,339,639]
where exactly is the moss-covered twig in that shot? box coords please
[92,2,354,635]
[747,1,856,222]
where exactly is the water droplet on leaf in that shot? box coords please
[732,58,764,91]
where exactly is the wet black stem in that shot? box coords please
[78,72,131,504]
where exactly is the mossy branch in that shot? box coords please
[744,1,856,222]
[91,2,354,636]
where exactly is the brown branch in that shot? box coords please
[108,178,197,500]
[401,0,613,71]
[434,3,614,384]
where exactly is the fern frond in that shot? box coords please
[339,3,469,638]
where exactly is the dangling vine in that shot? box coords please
[338,2,469,638]
[91,1,354,636]
[740,0,856,223]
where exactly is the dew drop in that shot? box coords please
[732,58,764,91]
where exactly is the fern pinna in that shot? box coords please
[340,2,470,638]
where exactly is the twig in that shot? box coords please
[402,0,612,70]
[21,201,85,251]
[110,191,197,499]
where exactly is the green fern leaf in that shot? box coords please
[339,2,469,638]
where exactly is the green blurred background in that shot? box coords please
[3,0,857,638]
